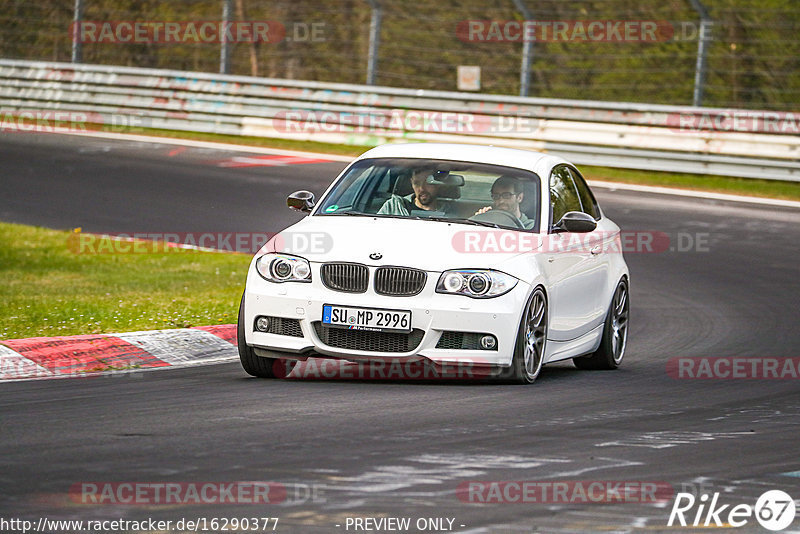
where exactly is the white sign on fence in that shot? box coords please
[457,65,481,91]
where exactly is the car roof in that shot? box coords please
[354,143,568,175]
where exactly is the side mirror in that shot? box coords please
[287,190,315,213]
[553,211,597,233]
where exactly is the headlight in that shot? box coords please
[256,254,312,283]
[436,269,517,298]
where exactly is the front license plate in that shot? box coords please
[322,304,412,333]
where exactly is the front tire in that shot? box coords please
[237,293,288,378]
[574,278,629,370]
[504,287,548,384]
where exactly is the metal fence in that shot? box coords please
[0,0,798,111]
[2,59,798,181]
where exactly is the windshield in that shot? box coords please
[316,157,541,231]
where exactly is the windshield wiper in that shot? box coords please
[324,210,371,216]
[447,218,502,229]
[323,211,416,220]
[400,214,505,229]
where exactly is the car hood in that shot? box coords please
[261,215,544,272]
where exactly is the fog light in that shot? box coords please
[255,316,271,332]
[479,335,497,350]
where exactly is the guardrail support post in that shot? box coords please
[512,0,533,97]
[220,0,233,74]
[71,0,84,63]
[366,0,382,85]
[688,0,712,107]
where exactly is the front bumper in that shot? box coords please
[243,263,532,367]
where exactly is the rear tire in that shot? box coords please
[573,278,629,370]
[237,293,290,378]
[501,287,547,384]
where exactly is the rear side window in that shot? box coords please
[567,167,600,220]
[549,166,581,226]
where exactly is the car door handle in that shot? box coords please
[590,245,602,255]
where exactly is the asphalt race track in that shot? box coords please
[1,132,799,533]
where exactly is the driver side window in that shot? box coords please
[549,166,581,226]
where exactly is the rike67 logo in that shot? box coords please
[668,489,796,531]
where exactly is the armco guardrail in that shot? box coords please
[1,59,798,181]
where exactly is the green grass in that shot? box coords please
[0,223,250,340]
[114,126,800,201]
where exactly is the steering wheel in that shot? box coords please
[468,209,524,229]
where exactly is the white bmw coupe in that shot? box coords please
[238,143,629,384]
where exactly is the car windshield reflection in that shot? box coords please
[316,158,541,232]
